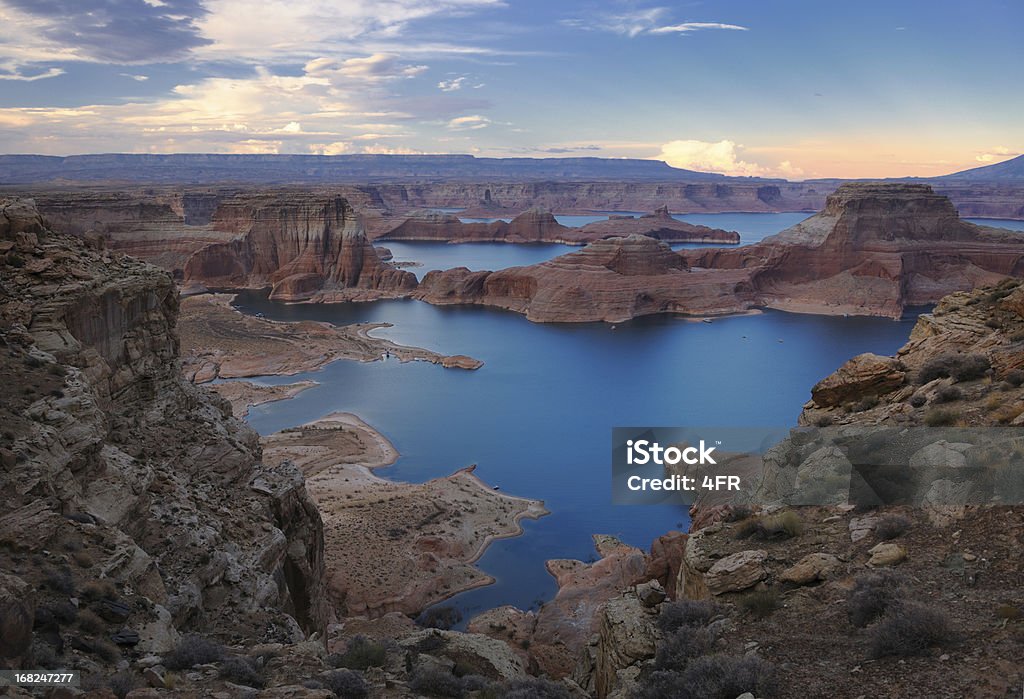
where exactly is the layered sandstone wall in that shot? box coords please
[0,200,329,667]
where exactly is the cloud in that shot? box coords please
[975,146,1021,163]
[121,73,150,82]
[305,54,427,83]
[0,65,64,81]
[648,22,748,35]
[438,76,466,91]
[0,0,210,63]
[310,141,350,155]
[447,114,490,130]
[562,8,747,38]
[658,139,768,177]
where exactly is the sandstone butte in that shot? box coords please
[413,183,1024,322]
[378,205,741,246]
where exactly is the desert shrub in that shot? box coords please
[994,404,1024,424]
[909,393,927,408]
[28,641,60,670]
[419,605,462,630]
[814,413,834,427]
[738,588,781,619]
[80,578,116,601]
[163,634,225,670]
[219,656,264,688]
[323,669,369,698]
[985,317,1003,329]
[677,654,777,699]
[1005,370,1024,387]
[924,408,958,427]
[331,635,387,671]
[875,514,912,540]
[493,678,572,699]
[107,671,138,699]
[736,511,802,540]
[995,604,1021,621]
[918,353,990,384]
[657,600,722,634]
[654,627,718,673]
[855,395,880,412]
[76,609,106,634]
[847,571,903,628]
[92,639,120,662]
[459,675,491,692]
[868,603,959,658]
[44,566,75,595]
[409,668,464,698]
[723,504,753,522]
[935,385,963,403]
[6,252,25,267]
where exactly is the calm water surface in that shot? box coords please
[233,290,921,622]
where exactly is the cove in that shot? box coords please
[232,292,922,623]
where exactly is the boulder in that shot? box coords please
[810,354,906,407]
[705,550,768,595]
[867,542,907,567]
[779,553,843,585]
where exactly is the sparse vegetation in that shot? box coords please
[738,588,781,619]
[875,514,912,540]
[923,408,958,427]
[735,511,802,540]
[847,571,903,628]
[76,609,106,634]
[419,605,463,630]
[107,671,138,699]
[498,677,573,698]
[322,669,369,698]
[935,385,963,403]
[330,635,387,671]
[409,667,465,698]
[917,353,990,384]
[909,393,927,408]
[657,600,722,633]
[855,395,880,412]
[1005,370,1024,387]
[219,656,265,688]
[868,603,959,658]
[163,634,226,670]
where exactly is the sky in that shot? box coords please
[0,0,1021,179]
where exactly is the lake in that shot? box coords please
[231,296,921,624]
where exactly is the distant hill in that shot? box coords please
[938,154,1024,181]
[0,153,740,185]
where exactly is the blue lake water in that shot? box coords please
[233,290,922,623]
[966,217,1024,232]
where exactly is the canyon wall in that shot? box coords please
[0,199,329,667]
[182,193,417,301]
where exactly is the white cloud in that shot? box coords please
[359,143,424,154]
[120,73,150,82]
[310,141,350,155]
[447,114,490,130]
[975,146,1021,163]
[648,22,748,35]
[438,76,466,91]
[562,8,747,38]
[658,139,767,177]
[0,66,64,81]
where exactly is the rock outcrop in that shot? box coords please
[415,234,755,322]
[415,183,1024,322]
[381,206,739,246]
[0,199,328,672]
[685,182,1024,318]
[182,194,416,301]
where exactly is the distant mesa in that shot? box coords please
[415,183,1024,322]
[940,153,1024,182]
[380,206,740,246]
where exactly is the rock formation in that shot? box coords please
[380,206,739,246]
[0,199,328,667]
[416,183,1024,322]
[415,234,754,322]
[182,194,417,301]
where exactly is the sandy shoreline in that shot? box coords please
[178,293,482,384]
[261,411,547,618]
[211,379,319,417]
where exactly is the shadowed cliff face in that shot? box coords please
[181,194,416,301]
[0,199,328,668]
